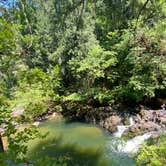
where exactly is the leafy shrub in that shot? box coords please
[9,67,60,119]
[136,135,166,166]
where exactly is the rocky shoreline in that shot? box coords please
[11,102,166,139]
[60,103,166,139]
[86,106,166,138]
[123,107,166,138]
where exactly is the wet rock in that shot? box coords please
[104,115,121,132]
[122,128,141,139]
[143,122,161,131]
[122,121,162,139]
[105,116,121,125]
[111,116,121,125]
[123,118,130,125]
[160,117,166,126]
[99,120,104,127]
[129,125,140,133]
[108,126,117,133]
[60,104,166,137]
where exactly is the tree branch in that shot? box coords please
[134,0,150,32]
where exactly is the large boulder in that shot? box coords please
[104,115,121,132]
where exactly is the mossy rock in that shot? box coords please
[124,118,130,125]
[122,130,141,140]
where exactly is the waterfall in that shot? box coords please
[122,132,152,153]
[110,117,152,153]
[114,117,135,138]
[129,117,134,126]
[112,117,152,153]
[110,132,152,154]
[114,126,129,138]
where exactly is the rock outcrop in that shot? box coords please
[60,102,166,137]
[122,107,166,138]
[83,105,166,137]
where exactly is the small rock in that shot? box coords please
[108,116,121,126]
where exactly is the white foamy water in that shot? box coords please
[114,125,129,138]
[108,132,152,154]
[129,117,134,126]
[111,117,152,154]
[122,132,151,153]
[114,117,135,138]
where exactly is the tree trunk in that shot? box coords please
[0,135,4,152]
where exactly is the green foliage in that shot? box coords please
[70,45,117,87]
[64,92,85,102]
[9,86,48,119]
[0,18,21,95]
[0,106,41,165]
[0,0,166,164]
[136,135,166,166]
[8,67,60,119]
[99,16,166,103]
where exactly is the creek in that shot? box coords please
[26,118,150,166]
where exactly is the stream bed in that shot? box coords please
[27,119,136,166]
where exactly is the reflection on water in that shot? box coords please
[27,119,135,166]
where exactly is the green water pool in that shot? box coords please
[27,119,136,166]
